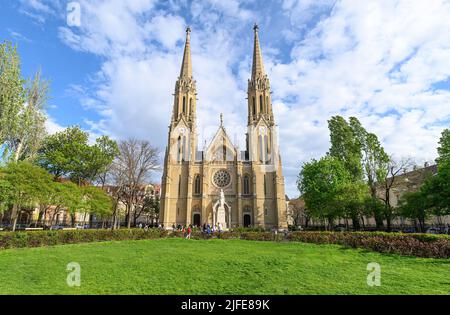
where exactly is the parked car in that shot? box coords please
[402,227,416,233]
[333,224,346,232]
[426,227,440,234]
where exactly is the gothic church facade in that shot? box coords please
[160,25,288,230]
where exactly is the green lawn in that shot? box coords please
[0,238,449,294]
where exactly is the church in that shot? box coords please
[160,25,288,230]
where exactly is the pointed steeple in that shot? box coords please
[180,27,192,78]
[251,24,265,80]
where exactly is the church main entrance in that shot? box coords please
[193,213,201,227]
[244,214,251,228]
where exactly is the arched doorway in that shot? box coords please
[193,213,201,227]
[244,214,251,228]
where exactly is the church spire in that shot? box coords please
[180,27,192,78]
[251,24,265,80]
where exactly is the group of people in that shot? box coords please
[202,222,224,235]
[171,222,225,239]
[137,223,164,231]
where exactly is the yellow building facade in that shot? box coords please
[160,25,288,230]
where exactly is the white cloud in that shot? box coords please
[45,117,65,134]
[20,0,450,198]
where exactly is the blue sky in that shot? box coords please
[1,0,450,197]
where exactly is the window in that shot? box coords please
[243,175,250,195]
[213,170,231,188]
[264,175,267,195]
[252,97,256,115]
[178,175,181,195]
[177,136,182,162]
[194,175,201,195]
[258,135,264,163]
[265,208,268,216]
[264,135,270,163]
[189,98,193,115]
[182,96,186,113]
[260,95,263,112]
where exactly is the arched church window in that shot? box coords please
[243,175,250,195]
[266,96,269,112]
[260,95,263,112]
[259,135,265,163]
[182,96,186,113]
[252,97,256,115]
[177,136,182,162]
[194,175,201,195]
[264,135,269,163]
[264,175,267,195]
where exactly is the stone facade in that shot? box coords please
[160,26,288,230]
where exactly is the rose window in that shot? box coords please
[213,170,231,188]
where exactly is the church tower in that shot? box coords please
[160,27,198,227]
[246,24,287,229]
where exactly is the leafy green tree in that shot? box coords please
[298,156,352,229]
[81,185,113,219]
[0,161,53,231]
[11,70,49,162]
[421,162,450,219]
[37,126,118,185]
[328,116,363,180]
[436,129,450,165]
[0,42,49,163]
[334,180,369,230]
[0,41,26,155]
[349,117,389,228]
[398,191,430,232]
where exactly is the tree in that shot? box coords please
[0,41,26,159]
[111,139,159,228]
[421,162,450,220]
[349,117,389,228]
[334,180,369,230]
[328,116,363,181]
[398,191,430,232]
[436,129,450,165]
[380,157,413,231]
[10,70,49,162]
[81,186,113,224]
[1,42,49,163]
[298,156,352,229]
[140,194,160,226]
[0,161,53,231]
[37,126,118,184]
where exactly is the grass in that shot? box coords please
[0,238,449,295]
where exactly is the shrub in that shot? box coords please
[0,228,448,259]
[0,228,167,250]
[287,231,450,258]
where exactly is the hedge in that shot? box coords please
[0,229,448,259]
[287,231,450,259]
[0,229,168,250]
